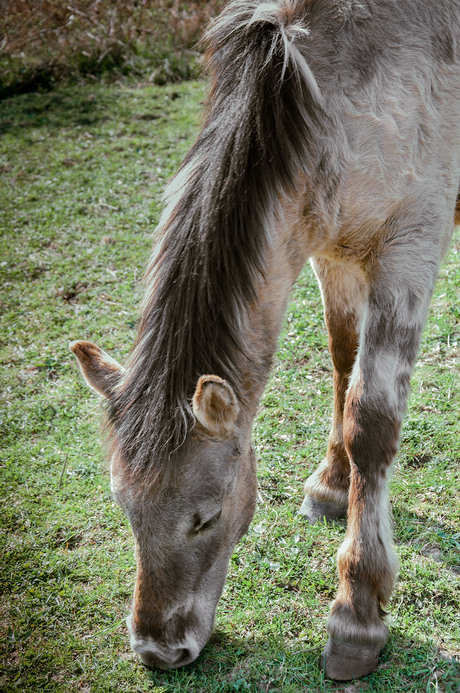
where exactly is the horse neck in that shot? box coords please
[240,206,310,421]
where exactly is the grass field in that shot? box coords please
[0,80,459,692]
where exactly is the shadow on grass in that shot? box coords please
[142,628,460,692]
[145,630,323,691]
[0,85,177,135]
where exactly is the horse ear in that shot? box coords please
[192,375,240,438]
[70,340,124,399]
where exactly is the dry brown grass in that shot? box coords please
[0,0,224,95]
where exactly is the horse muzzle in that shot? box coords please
[126,614,202,669]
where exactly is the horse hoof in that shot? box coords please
[299,494,347,523]
[321,638,381,680]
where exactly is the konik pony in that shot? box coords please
[71,0,460,680]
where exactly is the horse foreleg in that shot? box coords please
[323,246,439,679]
[301,258,367,522]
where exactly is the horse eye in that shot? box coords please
[195,510,222,533]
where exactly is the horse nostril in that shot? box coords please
[160,646,193,668]
[178,647,191,663]
[138,645,194,669]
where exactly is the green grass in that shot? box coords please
[1,81,459,692]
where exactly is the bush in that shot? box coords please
[0,0,224,97]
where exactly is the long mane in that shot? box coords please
[109,0,325,473]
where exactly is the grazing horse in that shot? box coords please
[71,0,460,681]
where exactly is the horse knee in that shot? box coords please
[342,392,401,473]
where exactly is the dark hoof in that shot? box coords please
[299,494,347,523]
[322,638,381,680]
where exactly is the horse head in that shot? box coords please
[71,340,257,669]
